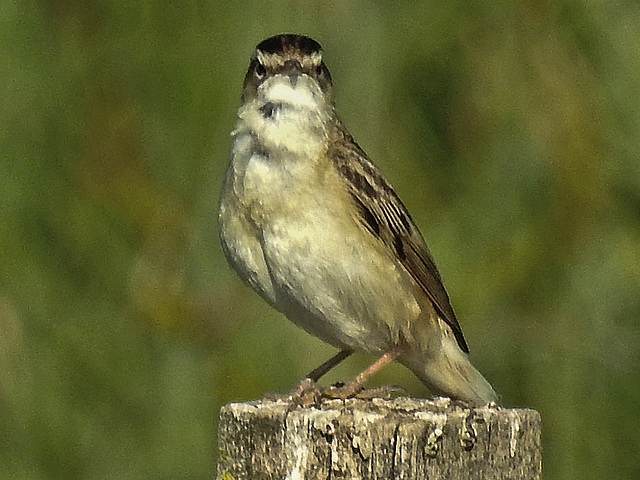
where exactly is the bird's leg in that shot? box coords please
[322,344,406,399]
[289,349,354,404]
[305,348,354,382]
[287,345,406,406]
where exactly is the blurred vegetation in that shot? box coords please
[1,0,638,478]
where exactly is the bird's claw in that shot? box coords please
[274,378,406,408]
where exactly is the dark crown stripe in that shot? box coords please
[257,34,322,55]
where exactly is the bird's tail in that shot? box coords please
[400,336,498,406]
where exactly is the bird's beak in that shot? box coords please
[282,59,302,87]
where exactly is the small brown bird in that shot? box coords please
[219,34,497,405]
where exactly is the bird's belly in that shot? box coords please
[222,141,423,354]
[258,206,423,353]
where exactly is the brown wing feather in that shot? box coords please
[330,125,469,353]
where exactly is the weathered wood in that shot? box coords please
[216,397,541,479]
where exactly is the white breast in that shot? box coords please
[220,73,421,353]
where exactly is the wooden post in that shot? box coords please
[216,397,541,479]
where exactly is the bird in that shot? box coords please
[218,34,498,406]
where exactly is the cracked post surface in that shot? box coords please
[216,397,541,480]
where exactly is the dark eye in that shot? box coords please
[255,62,266,79]
[315,65,324,77]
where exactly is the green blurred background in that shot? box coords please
[1,0,639,478]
